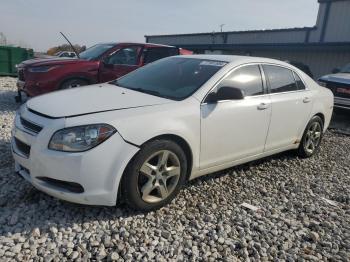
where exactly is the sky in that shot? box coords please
[0,0,319,52]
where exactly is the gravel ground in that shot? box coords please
[0,76,350,261]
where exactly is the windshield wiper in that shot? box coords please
[109,82,174,100]
[131,88,164,97]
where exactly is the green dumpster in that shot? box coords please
[0,46,34,76]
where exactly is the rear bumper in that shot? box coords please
[334,96,350,110]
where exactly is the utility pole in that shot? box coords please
[220,24,225,33]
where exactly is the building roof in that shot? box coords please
[176,42,350,51]
[145,27,314,38]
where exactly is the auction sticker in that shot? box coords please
[200,61,227,67]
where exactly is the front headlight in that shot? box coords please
[48,124,116,152]
[28,65,60,73]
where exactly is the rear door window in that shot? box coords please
[143,47,179,64]
[293,72,306,90]
[263,65,298,93]
[106,47,140,65]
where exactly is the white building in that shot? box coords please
[145,0,350,78]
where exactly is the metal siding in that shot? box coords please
[309,3,327,42]
[324,1,350,41]
[226,31,306,44]
[207,49,350,79]
[148,35,214,45]
[148,31,308,46]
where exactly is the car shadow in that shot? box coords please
[0,90,21,113]
[330,108,350,135]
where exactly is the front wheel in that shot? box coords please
[298,116,323,158]
[121,140,187,211]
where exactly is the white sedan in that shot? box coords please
[12,55,334,211]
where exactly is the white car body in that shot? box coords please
[12,55,334,206]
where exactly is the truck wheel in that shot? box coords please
[60,79,89,90]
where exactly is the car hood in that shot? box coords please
[319,73,350,85]
[26,83,172,118]
[19,57,83,67]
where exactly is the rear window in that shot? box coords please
[112,57,227,100]
[293,72,306,90]
[143,47,179,64]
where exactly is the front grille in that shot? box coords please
[20,117,43,134]
[15,138,31,157]
[326,82,350,99]
[18,69,25,81]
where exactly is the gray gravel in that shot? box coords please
[0,76,350,261]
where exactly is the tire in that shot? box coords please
[60,78,89,90]
[121,139,188,211]
[297,116,324,158]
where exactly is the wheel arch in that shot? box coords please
[57,75,93,89]
[314,112,325,127]
[143,134,194,181]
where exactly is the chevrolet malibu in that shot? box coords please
[12,55,334,211]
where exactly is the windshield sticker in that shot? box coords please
[200,61,227,67]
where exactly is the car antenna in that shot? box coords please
[60,31,80,59]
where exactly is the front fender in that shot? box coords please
[114,99,201,173]
[64,97,202,175]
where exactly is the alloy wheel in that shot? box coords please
[304,122,322,154]
[138,150,181,203]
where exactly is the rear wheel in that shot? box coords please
[121,140,187,211]
[60,78,89,90]
[298,116,323,158]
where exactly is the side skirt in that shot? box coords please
[189,144,299,180]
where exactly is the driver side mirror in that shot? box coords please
[205,86,244,104]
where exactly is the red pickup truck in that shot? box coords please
[16,42,192,101]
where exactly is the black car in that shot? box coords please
[318,63,350,110]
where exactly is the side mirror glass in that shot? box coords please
[204,86,244,104]
[217,86,244,101]
[205,92,218,104]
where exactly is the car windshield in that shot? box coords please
[111,57,227,100]
[340,63,350,73]
[79,43,115,60]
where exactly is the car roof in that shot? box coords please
[177,54,292,67]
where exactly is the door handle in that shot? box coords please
[303,97,311,103]
[257,103,269,110]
